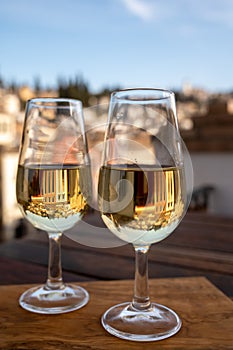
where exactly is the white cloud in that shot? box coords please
[121,0,156,21]
[121,0,233,28]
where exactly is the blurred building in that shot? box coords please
[0,84,233,241]
[0,86,58,241]
[181,96,233,217]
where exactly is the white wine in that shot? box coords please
[17,164,89,232]
[98,164,185,245]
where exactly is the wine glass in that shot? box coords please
[16,98,90,314]
[98,88,190,341]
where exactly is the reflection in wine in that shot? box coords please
[99,164,185,245]
[17,164,89,232]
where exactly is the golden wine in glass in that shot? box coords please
[98,88,188,341]
[16,98,90,314]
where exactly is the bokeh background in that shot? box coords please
[0,0,233,240]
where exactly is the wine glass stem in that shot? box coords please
[132,245,151,311]
[46,232,64,290]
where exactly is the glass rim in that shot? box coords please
[27,97,83,109]
[111,88,174,102]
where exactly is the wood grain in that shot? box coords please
[0,277,233,350]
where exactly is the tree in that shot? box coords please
[33,76,41,94]
[57,75,90,106]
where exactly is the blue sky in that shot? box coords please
[0,0,233,92]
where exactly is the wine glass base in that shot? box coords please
[101,302,181,342]
[19,284,89,314]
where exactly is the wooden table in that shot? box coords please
[0,277,232,350]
